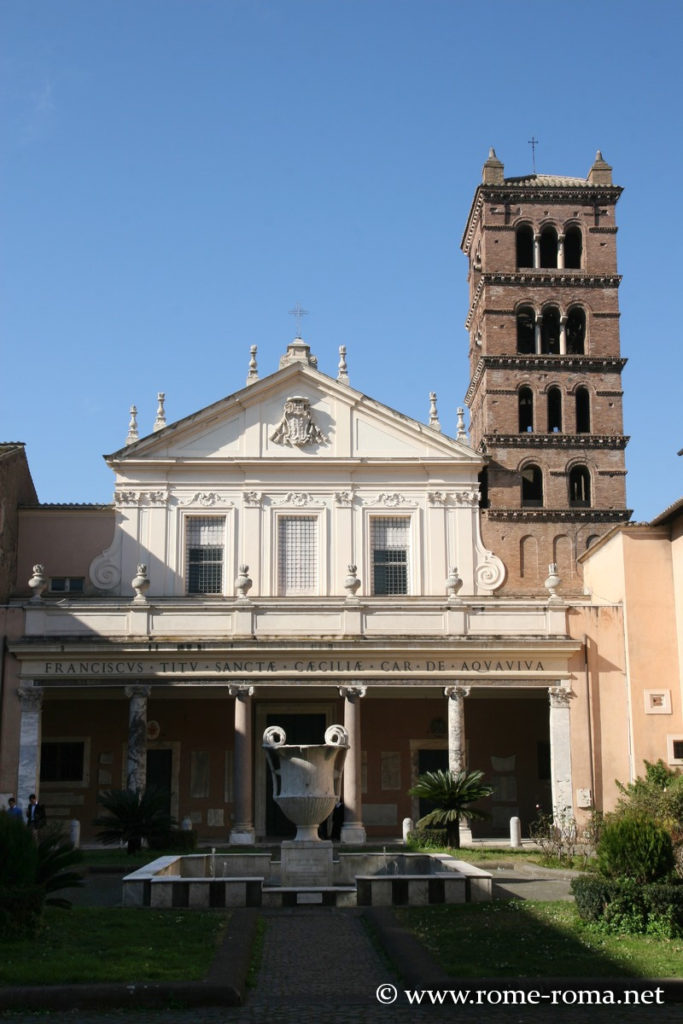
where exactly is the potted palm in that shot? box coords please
[409,768,493,848]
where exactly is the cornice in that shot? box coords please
[484,508,632,523]
[465,272,621,327]
[481,434,629,450]
[478,184,622,205]
[465,355,627,405]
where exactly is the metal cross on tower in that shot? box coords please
[528,136,539,174]
[289,303,309,337]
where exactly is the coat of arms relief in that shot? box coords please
[270,396,327,448]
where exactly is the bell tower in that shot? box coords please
[461,149,631,594]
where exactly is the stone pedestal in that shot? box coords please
[280,839,334,887]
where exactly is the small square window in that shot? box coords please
[50,577,84,594]
[644,690,671,715]
[667,736,683,766]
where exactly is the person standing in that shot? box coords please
[26,793,46,830]
[7,797,23,820]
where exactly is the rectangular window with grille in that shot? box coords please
[372,517,409,595]
[278,516,317,594]
[186,517,225,594]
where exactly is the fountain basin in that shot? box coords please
[122,850,492,908]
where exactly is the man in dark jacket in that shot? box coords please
[26,793,46,830]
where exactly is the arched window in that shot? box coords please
[566,307,586,354]
[564,226,582,269]
[521,464,543,507]
[586,534,600,551]
[517,306,536,353]
[516,224,534,268]
[547,387,562,432]
[576,387,590,433]
[569,466,591,507]
[478,467,489,509]
[541,307,560,354]
[518,387,534,432]
[540,226,558,268]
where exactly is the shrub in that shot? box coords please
[406,828,448,850]
[0,812,39,885]
[0,885,45,940]
[572,875,683,937]
[94,788,176,854]
[570,875,619,922]
[596,814,674,883]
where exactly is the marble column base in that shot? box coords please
[229,826,256,846]
[340,822,366,845]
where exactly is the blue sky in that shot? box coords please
[2,0,681,519]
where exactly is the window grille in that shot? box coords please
[40,741,85,782]
[186,517,225,594]
[278,516,317,594]
[372,517,409,595]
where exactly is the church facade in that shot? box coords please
[2,153,680,844]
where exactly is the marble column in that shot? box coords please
[533,232,541,269]
[16,686,43,804]
[559,314,568,355]
[229,684,255,845]
[549,685,574,821]
[557,233,565,269]
[125,684,150,793]
[339,685,366,844]
[444,685,470,773]
[534,314,542,355]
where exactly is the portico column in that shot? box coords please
[549,685,574,821]
[229,684,255,845]
[444,685,470,773]
[16,686,43,804]
[125,684,150,793]
[339,685,366,844]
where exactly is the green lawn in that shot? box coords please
[399,901,683,979]
[0,907,228,985]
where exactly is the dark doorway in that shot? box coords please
[146,748,172,817]
[265,713,326,837]
[417,748,448,820]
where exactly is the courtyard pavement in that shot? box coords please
[1,858,681,1024]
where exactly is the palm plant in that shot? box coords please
[409,768,493,848]
[94,787,175,854]
[35,825,85,908]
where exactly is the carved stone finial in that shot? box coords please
[456,407,469,443]
[126,405,139,446]
[544,562,562,602]
[270,396,326,448]
[153,393,166,432]
[28,564,48,602]
[429,392,441,432]
[337,345,349,385]
[279,338,318,369]
[131,563,150,603]
[235,564,253,600]
[246,345,259,385]
[344,564,361,600]
[445,566,463,601]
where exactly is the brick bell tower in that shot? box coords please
[461,149,631,595]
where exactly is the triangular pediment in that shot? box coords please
[106,360,481,466]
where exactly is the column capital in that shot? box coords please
[339,684,366,700]
[548,685,573,709]
[17,686,43,712]
[125,684,151,700]
[228,683,255,699]
[444,685,470,701]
